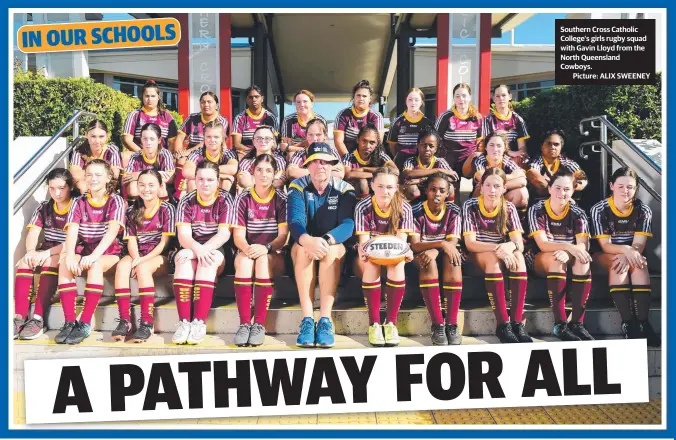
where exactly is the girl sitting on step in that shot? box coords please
[232,154,289,347]
[462,168,531,344]
[55,160,126,345]
[113,169,176,343]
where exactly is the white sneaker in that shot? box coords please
[186,319,206,345]
[368,323,385,346]
[383,322,400,346]
[172,319,191,344]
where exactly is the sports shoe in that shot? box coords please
[512,322,533,343]
[131,321,154,343]
[111,318,132,342]
[496,322,520,343]
[368,322,385,347]
[296,317,315,348]
[445,323,462,345]
[172,319,192,344]
[553,322,581,341]
[568,322,594,341]
[621,320,642,339]
[640,321,661,347]
[383,322,400,346]
[248,323,266,347]
[315,317,335,348]
[13,314,24,340]
[66,322,91,345]
[186,319,207,344]
[431,324,447,346]
[55,321,77,344]
[234,324,251,347]
[19,315,44,340]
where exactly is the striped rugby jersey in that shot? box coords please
[186,146,238,167]
[411,200,462,242]
[238,153,287,182]
[70,144,122,170]
[27,199,74,249]
[179,113,231,147]
[288,144,341,168]
[434,108,484,163]
[590,197,652,245]
[528,154,581,178]
[280,112,326,144]
[527,199,589,251]
[355,196,414,237]
[334,107,384,153]
[342,149,393,170]
[482,110,529,152]
[402,155,451,186]
[387,112,435,156]
[176,190,233,245]
[233,187,287,245]
[65,194,126,245]
[123,200,176,257]
[124,149,176,174]
[123,108,178,149]
[462,196,522,244]
[232,108,278,149]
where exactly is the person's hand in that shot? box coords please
[612,254,630,274]
[623,246,645,269]
[33,250,51,268]
[414,251,432,268]
[567,245,591,264]
[404,249,414,263]
[500,252,519,271]
[175,248,195,265]
[195,247,219,266]
[553,250,570,264]
[246,244,268,260]
[66,254,81,276]
[22,250,40,267]
[160,171,173,182]
[443,168,459,182]
[121,173,136,185]
[495,242,516,260]
[357,241,369,262]
[304,237,330,260]
[442,243,462,266]
[79,253,99,271]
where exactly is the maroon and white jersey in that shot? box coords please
[355,196,414,237]
[482,111,529,152]
[590,197,652,245]
[124,149,175,174]
[528,154,581,178]
[232,109,278,148]
[65,194,126,245]
[233,188,287,245]
[186,147,238,167]
[334,107,384,153]
[123,108,178,149]
[387,112,435,156]
[462,196,522,244]
[288,144,341,169]
[27,199,73,249]
[472,154,520,179]
[179,113,231,147]
[527,199,589,250]
[70,144,122,170]
[176,190,233,245]
[402,155,451,186]
[123,201,176,256]
[281,113,326,144]
[434,108,484,163]
[238,153,287,181]
[342,149,393,170]
[412,200,462,242]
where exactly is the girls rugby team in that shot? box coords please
[13,79,659,349]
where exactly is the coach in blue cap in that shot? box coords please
[288,142,357,348]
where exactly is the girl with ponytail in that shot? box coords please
[462,168,531,344]
[353,167,414,347]
[113,169,176,343]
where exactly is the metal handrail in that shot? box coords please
[13,136,87,215]
[13,110,97,183]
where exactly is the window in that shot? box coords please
[503,80,555,101]
[113,76,179,111]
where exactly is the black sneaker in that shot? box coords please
[553,322,581,341]
[131,321,154,343]
[569,322,594,341]
[445,324,462,345]
[511,322,533,343]
[496,322,520,343]
[55,321,77,344]
[112,318,132,342]
[65,322,91,345]
[13,314,24,340]
[430,324,447,346]
[640,321,661,347]
[622,320,643,339]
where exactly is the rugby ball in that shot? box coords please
[363,235,410,266]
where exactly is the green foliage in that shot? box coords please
[13,71,183,146]
[512,73,661,157]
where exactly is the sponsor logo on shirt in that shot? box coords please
[328,196,339,205]
[201,208,211,214]
[92,210,103,214]
[618,219,629,224]
[552,222,562,226]
[259,205,269,211]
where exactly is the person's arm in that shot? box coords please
[89,223,121,259]
[526,168,549,190]
[461,153,477,179]
[121,134,141,153]
[404,166,455,180]
[270,223,289,252]
[220,158,239,178]
[237,171,255,189]
[504,170,527,190]
[287,165,310,180]
[69,166,88,193]
[387,141,398,158]
[324,190,357,244]
[287,186,308,242]
[331,163,345,180]
[182,159,197,181]
[177,224,203,253]
[345,168,375,180]
[231,133,249,155]
[174,131,187,154]
[125,236,142,260]
[202,225,231,252]
[464,232,500,253]
[333,131,348,158]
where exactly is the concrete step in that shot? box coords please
[39,297,661,337]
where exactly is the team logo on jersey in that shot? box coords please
[82,213,88,222]
[248,210,255,219]
[45,218,52,227]
[450,122,456,130]
[400,126,406,134]
[307,193,314,201]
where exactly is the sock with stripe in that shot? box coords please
[385,279,406,324]
[609,284,634,321]
[485,274,509,325]
[509,272,528,322]
[362,280,382,325]
[14,268,34,317]
[138,287,155,324]
[234,277,253,324]
[57,283,78,322]
[173,279,194,322]
[632,285,652,321]
[420,279,443,325]
[253,278,274,325]
[570,274,592,323]
[193,279,215,322]
[546,273,567,323]
[34,267,58,318]
[80,283,104,325]
[115,288,132,321]
[443,282,463,325]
